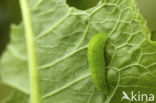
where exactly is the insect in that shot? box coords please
[88,32,108,94]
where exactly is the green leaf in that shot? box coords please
[1,0,156,103]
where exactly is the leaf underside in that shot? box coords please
[1,0,156,103]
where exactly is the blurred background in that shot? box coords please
[0,0,155,102]
[0,0,21,102]
[137,0,156,31]
[0,0,21,56]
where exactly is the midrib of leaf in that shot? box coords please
[19,0,40,103]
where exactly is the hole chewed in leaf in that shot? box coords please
[66,0,99,10]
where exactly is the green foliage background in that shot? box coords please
[137,0,156,31]
[0,0,21,56]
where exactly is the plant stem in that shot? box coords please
[19,0,40,103]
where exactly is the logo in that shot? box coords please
[121,91,154,102]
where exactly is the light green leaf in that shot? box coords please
[1,0,156,103]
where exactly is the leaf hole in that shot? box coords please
[66,0,100,10]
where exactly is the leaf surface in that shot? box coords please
[1,0,156,103]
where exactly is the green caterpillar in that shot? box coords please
[88,32,108,94]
